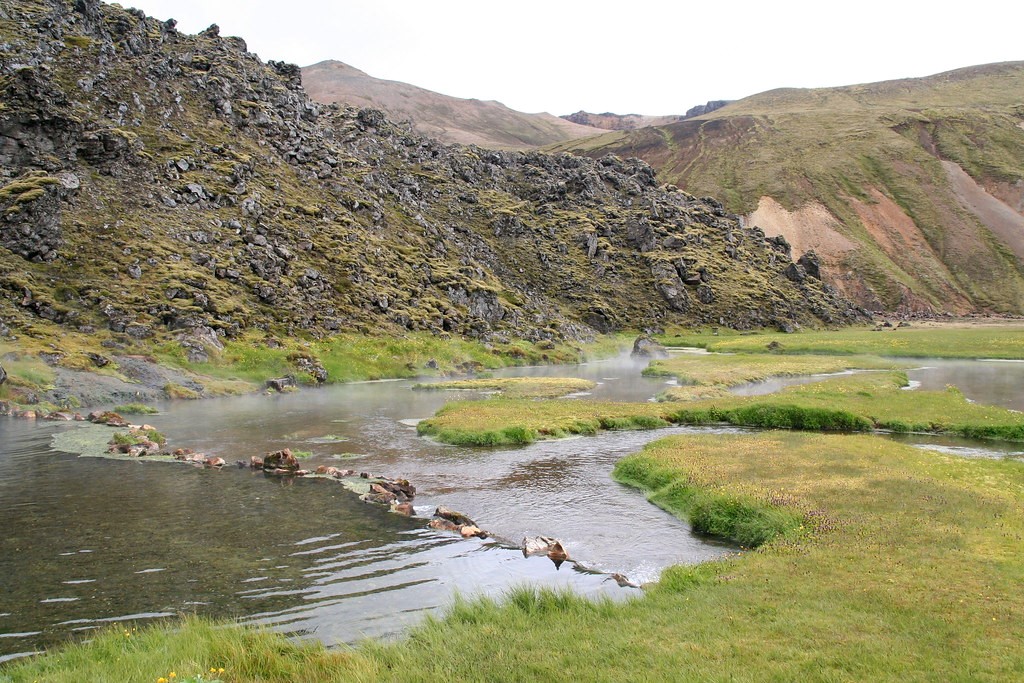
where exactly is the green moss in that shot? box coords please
[0,172,59,204]
[113,402,159,415]
[63,35,94,48]
[163,383,200,400]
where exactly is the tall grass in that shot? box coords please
[0,615,375,683]
[644,352,901,387]
[418,371,1024,445]
[660,324,1024,359]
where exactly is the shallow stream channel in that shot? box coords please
[2,354,1023,660]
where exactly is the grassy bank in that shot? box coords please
[658,323,1024,359]
[0,332,632,409]
[417,371,1024,445]
[643,352,902,387]
[670,371,1024,441]
[417,398,673,446]
[0,615,374,683]
[412,377,596,398]
[9,431,1024,680]
[164,332,617,385]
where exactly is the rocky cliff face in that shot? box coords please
[0,0,862,360]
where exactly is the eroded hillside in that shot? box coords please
[553,63,1024,314]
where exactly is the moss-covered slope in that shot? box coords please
[0,0,861,372]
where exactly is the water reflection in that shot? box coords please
[6,353,1024,657]
[0,356,729,657]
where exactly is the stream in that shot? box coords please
[2,354,1023,660]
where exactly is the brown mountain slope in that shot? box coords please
[551,63,1024,314]
[301,60,604,149]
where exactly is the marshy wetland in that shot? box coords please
[4,324,1024,681]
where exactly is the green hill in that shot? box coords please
[551,63,1024,314]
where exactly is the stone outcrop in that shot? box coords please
[630,334,668,359]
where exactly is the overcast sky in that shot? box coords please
[125,1,1021,116]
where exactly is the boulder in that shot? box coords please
[784,263,806,283]
[797,250,822,280]
[88,411,130,427]
[428,518,460,532]
[630,335,668,359]
[265,376,296,392]
[522,536,569,566]
[262,448,299,470]
[391,502,414,516]
[0,364,6,385]
[363,483,397,505]
[523,536,560,556]
[204,456,225,467]
[547,540,569,567]
[377,479,416,502]
[460,525,484,539]
[434,506,475,527]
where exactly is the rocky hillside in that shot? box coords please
[551,64,1024,314]
[0,0,861,381]
[302,60,603,149]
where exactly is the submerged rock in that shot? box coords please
[363,483,397,505]
[391,502,414,516]
[88,411,130,427]
[428,518,460,532]
[434,506,475,527]
[522,536,570,567]
[262,448,299,470]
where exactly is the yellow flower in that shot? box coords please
[157,678,168,683]
[169,674,176,679]
[211,668,218,674]
[218,669,225,674]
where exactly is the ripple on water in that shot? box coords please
[0,358,746,657]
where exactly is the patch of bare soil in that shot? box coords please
[847,188,971,313]
[943,160,1024,260]
[745,196,857,260]
[985,179,1024,213]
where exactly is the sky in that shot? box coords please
[125,1,1022,116]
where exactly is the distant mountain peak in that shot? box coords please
[301,61,604,149]
[559,101,731,132]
